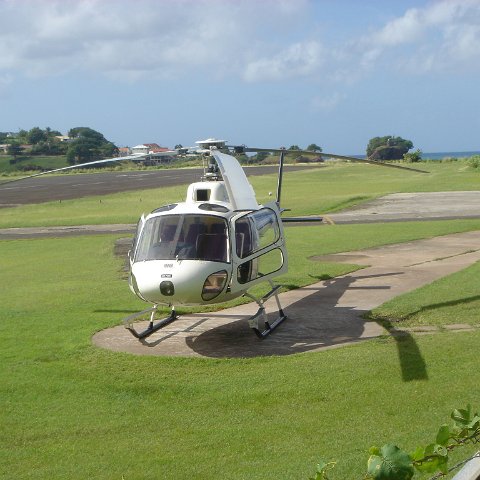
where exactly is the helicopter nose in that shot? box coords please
[160,280,175,296]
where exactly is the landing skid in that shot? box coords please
[124,305,178,340]
[244,281,287,338]
[123,283,286,341]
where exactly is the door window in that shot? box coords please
[235,208,279,259]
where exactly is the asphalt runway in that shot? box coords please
[0,165,310,207]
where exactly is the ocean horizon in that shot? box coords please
[350,150,480,160]
[421,151,480,160]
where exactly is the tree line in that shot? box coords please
[1,127,118,165]
[247,138,421,163]
[1,126,421,169]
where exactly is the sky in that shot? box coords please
[1,0,480,155]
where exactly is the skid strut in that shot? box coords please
[124,305,178,340]
[244,281,287,339]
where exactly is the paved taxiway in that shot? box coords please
[0,165,308,206]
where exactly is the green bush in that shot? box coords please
[403,149,422,163]
[467,155,480,168]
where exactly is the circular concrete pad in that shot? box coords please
[93,230,480,358]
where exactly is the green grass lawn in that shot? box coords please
[0,154,67,173]
[1,162,479,479]
[1,220,480,479]
[369,260,480,327]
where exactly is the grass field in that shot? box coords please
[0,154,67,173]
[369,259,480,327]
[1,162,480,479]
[0,160,479,229]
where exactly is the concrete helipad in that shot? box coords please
[93,230,480,358]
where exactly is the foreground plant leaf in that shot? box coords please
[309,459,336,480]
[367,444,414,480]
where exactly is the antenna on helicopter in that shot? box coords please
[276,148,286,207]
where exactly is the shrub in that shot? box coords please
[467,155,480,169]
[403,149,422,163]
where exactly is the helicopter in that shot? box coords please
[0,138,428,340]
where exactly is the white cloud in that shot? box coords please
[1,0,480,89]
[244,41,325,82]
[0,0,309,80]
[359,0,480,73]
[373,8,425,47]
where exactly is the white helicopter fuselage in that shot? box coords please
[129,195,237,305]
[128,153,288,307]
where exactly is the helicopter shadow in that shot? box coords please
[185,273,385,359]
[369,294,480,382]
[380,321,428,382]
[184,270,428,380]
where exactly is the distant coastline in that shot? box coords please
[350,151,480,160]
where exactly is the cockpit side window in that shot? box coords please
[130,216,144,261]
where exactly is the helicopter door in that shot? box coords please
[230,206,287,292]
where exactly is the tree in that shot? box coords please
[366,136,413,160]
[16,129,28,143]
[31,140,68,156]
[288,145,301,150]
[99,142,118,158]
[254,151,270,163]
[44,127,62,139]
[68,127,108,143]
[307,143,322,152]
[26,127,47,144]
[7,142,24,162]
[66,127,118,165]
[66,138,99,164]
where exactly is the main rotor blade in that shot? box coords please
[321,152,429,173]
[0,153,149,186]
[281,216,324,223]
[235,147,429,174]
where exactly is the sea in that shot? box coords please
[421,151,480,160]
[351,151,480,160]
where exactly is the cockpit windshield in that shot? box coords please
[134,214,229,263]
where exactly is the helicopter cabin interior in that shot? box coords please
[135,214,229,263]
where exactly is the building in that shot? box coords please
[118,147,131,156]
[131,143,171,155]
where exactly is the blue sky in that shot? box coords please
[1,0,479,154]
